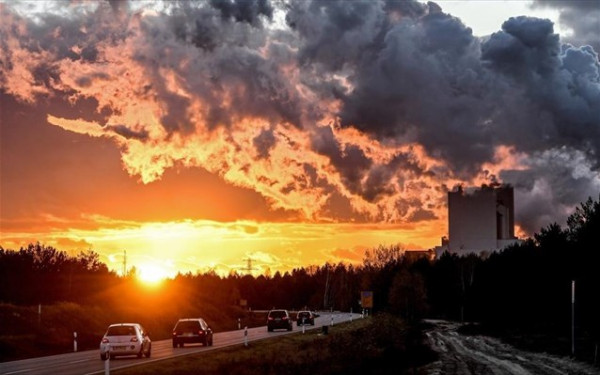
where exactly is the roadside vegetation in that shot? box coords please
[115,314,435,375]
[1,193,598,366]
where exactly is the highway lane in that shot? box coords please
[0,312,362,375]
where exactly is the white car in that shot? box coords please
[99,323,151,360]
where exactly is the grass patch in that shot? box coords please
[116,314,436,375]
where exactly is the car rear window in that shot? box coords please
[176,321,200,331]
[298,312,309,318]
[269,310,287,318]
[107,326,136,336]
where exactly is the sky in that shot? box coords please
[1,0,599,278]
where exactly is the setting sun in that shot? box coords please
[136,263,169,286]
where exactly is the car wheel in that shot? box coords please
[110,354,115,360]
[204,337,208,346]
[180,342,184,348]
[210,337,213,346]
[100,353,107,361]
[145,344,151,358]
[172,340,177,348]
[268,327,273,332]
[137,350,143,358]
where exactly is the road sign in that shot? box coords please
[361,291,373,308]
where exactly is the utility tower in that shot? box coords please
[242,257,257,275]
[323,264,331,309]
[123,250,127,277]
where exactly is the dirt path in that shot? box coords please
[422,320,599,375]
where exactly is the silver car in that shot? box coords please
[296,310,315,326]
[100,323,151,360]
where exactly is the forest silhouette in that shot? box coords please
[0,195,598,363]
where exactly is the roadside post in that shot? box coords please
[302,317,306,334]
[350,308,353,322]
[572,280,575,356]
[104,345,110,375]
[73,331,77,352]
[238,318,241,330]
[330,314,334,327]
[244,326,248,347]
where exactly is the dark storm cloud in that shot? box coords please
[384,0,427,18]
[133,0,303,133]
[107,0,129,14]
[0,2,131,100]
[253,127,276,158]
[362,152,427,203]
[210,0,273,26]
[310,125,431,205]
[500,148,600,234]
[531,0,600,52]
[286,0,390,71]
[159,92,193,133]
[3,0,297,134]
[105,124,149,140]
[331,1,496,176]
[482,17,600,168]
[482,16,559,77]
[287,0,599,230]
[311,126,372,197]
[75,72,110,88]
[408,208,436,222]
[291,0,599,172]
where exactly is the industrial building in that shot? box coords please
[435,185,520,257]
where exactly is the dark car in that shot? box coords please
[267,309,293,332]
[296,310,315,326]
[172,318,213,348]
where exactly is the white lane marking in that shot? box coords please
[3,369,32,374]
[68,359,91,364]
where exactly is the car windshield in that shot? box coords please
[107,326,136,336]
[176,321,200,331]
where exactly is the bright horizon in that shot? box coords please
[1,0,599,279]
[2,219,446,277]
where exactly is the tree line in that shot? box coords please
[0,195,598,360]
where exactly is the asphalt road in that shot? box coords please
[0,312,362,375]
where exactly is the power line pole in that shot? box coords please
[123,250,127,277]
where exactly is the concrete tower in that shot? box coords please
[445,185,519,256]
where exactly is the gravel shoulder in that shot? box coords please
[421,320,599,375]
